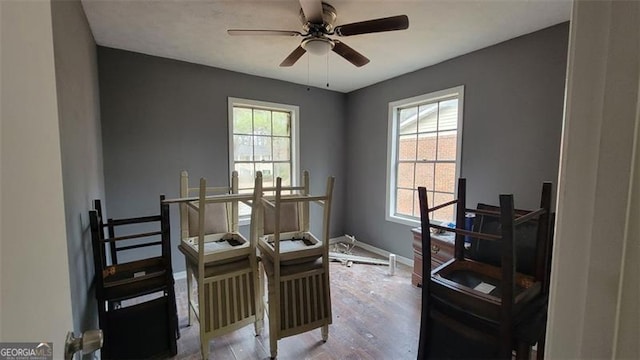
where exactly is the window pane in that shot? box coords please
[418,103,438,133]
[233,107,253,134]
[433,192,454,222]
[239,203,251,217]
[438,99,458,132]
[396,188,414,216]
[414,191,433,219]
[256,162,274,187]
[238,189,252,217]
[413,190,434,218]
[253,109,271,135]
[398,134,417,161]
[415,162,434,188]
[397,162,414,188]
[399,107,418,135]
[253,136,272,161]
[272,137,290,161]
[437,130,457,161]
[412,191,420,217]
[434,163,456,192]
[274,163,291,186]
[235,163,255,189]
[233,135,253,161]
[417,133,436,161]
[273,112,290,136]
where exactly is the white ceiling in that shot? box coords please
[81,0,572,93]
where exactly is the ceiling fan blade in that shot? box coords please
[227,29,302,36]
[334,15,409,36]
[332,41,370,67]
[280,46,307,67]
[299,0,323,23]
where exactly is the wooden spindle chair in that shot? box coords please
[417,178,553,359]
[89,196,178,359]
[255,170,335,359]
[173,171,263,359]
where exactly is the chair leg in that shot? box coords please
[195,271,206,360]
[166,287,179,354]
[186,265,193,326]
[321,324,329,342]
[255,318,264,337]
[254,263,264,335]
[515,341,531,360]
[200,339,208,360]
[268,279,278,359]
[536,336,546,360]
[97,304,110,359]
[269,336,278,359]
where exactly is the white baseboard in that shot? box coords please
[172,237,414,279]
[330,235,414,267]
[173,270,186,280]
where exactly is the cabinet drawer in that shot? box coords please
[429,237,454,266]
[411,228,455,286]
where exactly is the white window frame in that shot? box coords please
[228,97,300,225]
[385,85,465,227]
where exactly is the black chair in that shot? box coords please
[89,196,179,359]
[417,179,553,359]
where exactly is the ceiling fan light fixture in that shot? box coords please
[301,37,335,55]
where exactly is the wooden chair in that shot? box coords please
[174,170,263,359]
[417,178,552,359]
[255,171,335,359]
[89,196,178,359]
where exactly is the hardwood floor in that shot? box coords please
[169,250,421,359]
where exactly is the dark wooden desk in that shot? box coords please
[411,227,455,287]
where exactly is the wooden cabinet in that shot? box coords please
[411,227,454,287]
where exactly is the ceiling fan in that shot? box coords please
[227,0,409,67]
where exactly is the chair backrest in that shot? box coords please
[263,202,300,234]
[466,203,540,276]
[255,170,335,267]
[261,170,310,235]
[184,175,257,269]
[180,170,239,239]
[89,196,172,289]
[448,178,552,285]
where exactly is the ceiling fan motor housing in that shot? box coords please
[300,2,337,33]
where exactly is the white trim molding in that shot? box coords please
[546,0,640,358]
[173,271,187,281]
[227,97,300,225]
[329,235,413,267]
[385,85,465,227]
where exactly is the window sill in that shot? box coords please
[386,214,451,230]
[386,214,421,228]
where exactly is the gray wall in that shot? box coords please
[97,23,568,266]
[97,48,347,272]
[345,23,569,259]
[51,0,104,333]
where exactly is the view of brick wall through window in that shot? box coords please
[394,97,460,222]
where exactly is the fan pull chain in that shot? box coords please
[326,52,330,88]
[306,54,311,91]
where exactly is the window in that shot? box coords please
[386,86,464,226]
[228,98,300,222]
